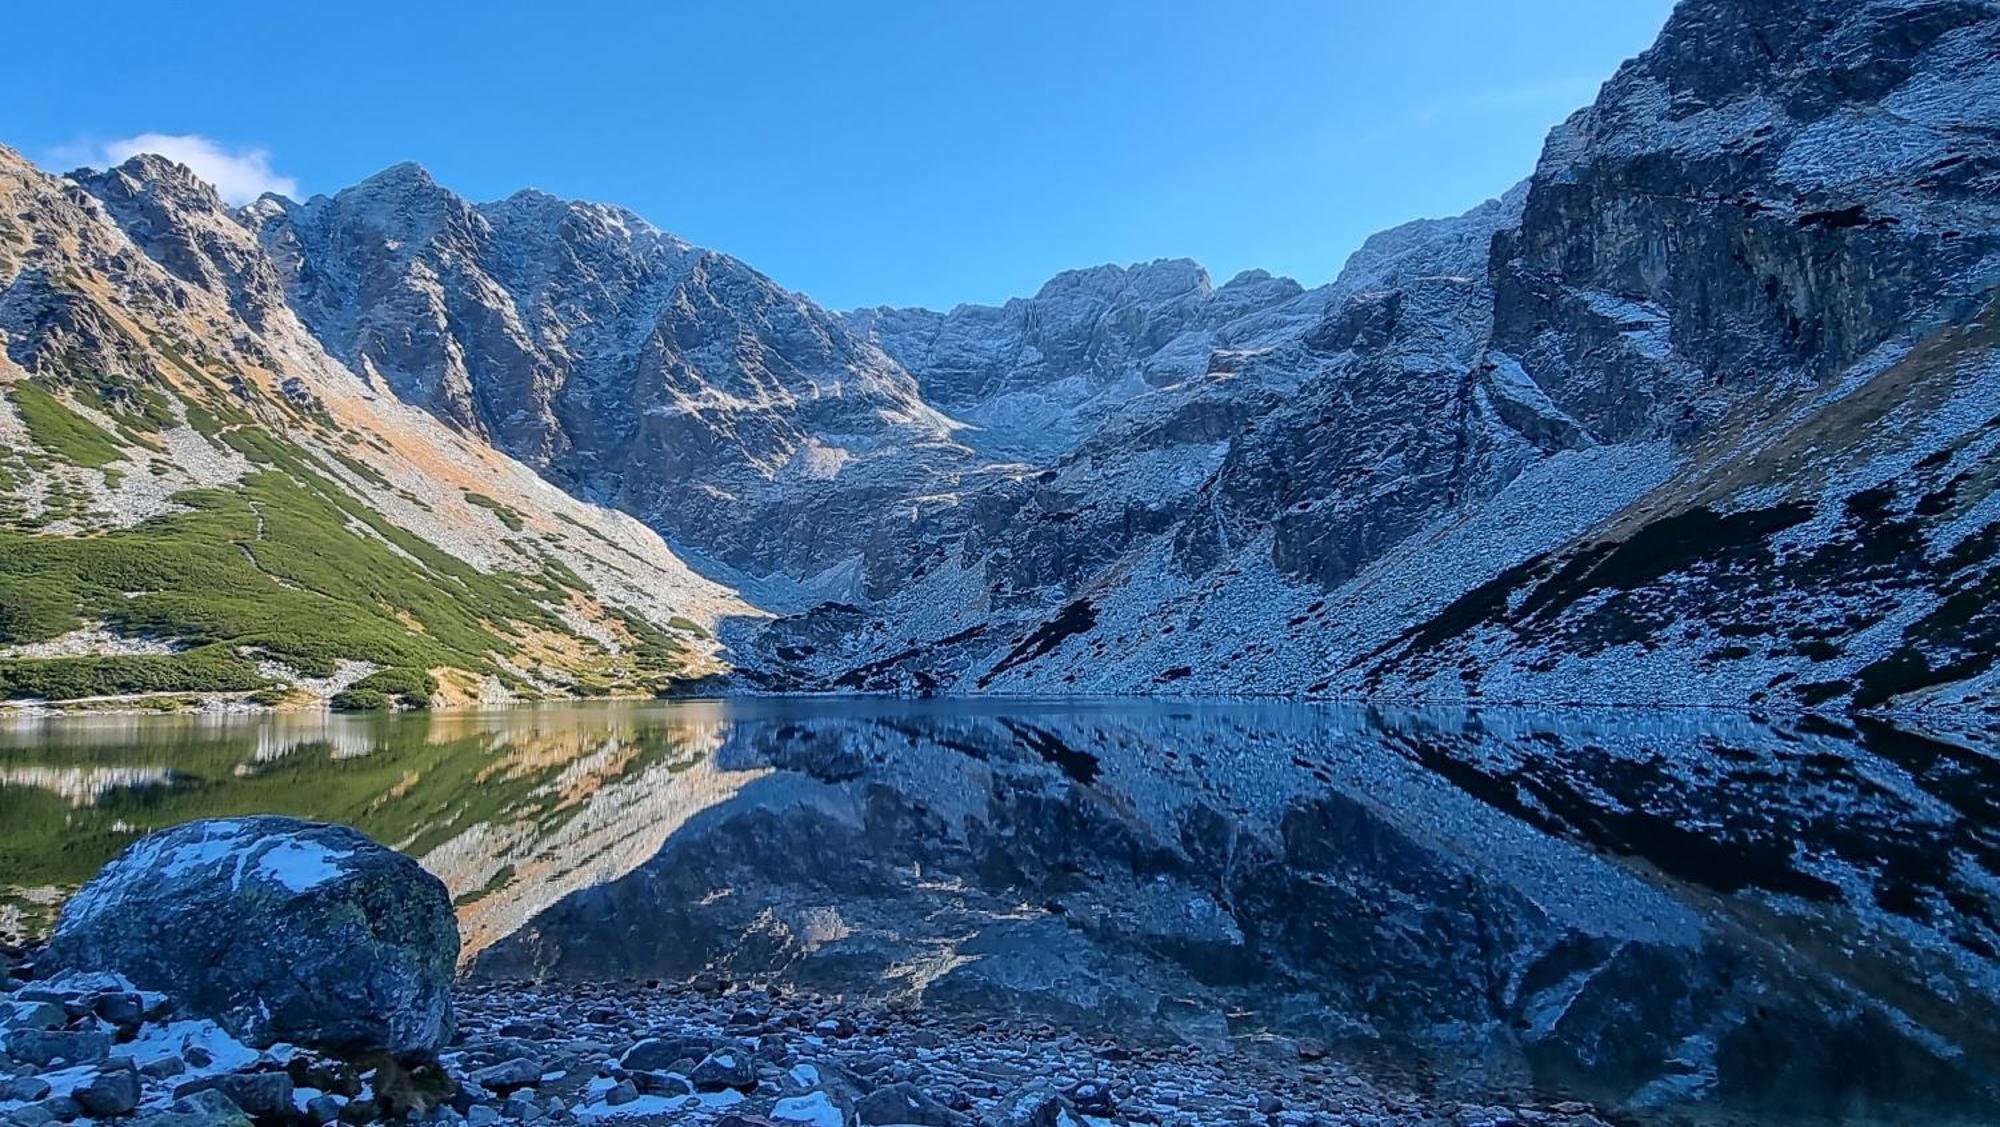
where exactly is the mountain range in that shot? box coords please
[3,0,1998,716]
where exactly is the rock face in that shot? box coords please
[47,817,458,1055]
[846,259,1312,458]
[243,170,976,588]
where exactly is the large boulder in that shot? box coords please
[46,817,458,1055]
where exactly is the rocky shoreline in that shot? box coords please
[4,946,1612,1127]
[2,815,1622,1127]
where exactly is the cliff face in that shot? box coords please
[1490,0,2000,448]
[1356,0,2000,711]
[244,170,976,588]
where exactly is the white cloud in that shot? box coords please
[76,133,299,205]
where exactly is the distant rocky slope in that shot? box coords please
[0,149,749,710]
[6,0,1996,714]
[241,169,985,597]
[759,0,2000,714]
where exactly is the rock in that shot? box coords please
[986,1083,1067,1127]
[306,1096,345,1126]
[772,1091,846,1127]
[143,1056,191,1079]
[1,1077,52,1102]
[30,1097,80,1123]
[468,1058,543,1094]
[618,1036,718,1072]
[134,1090,253,1127]
[459,1039,541,1068]
[689,1049,758,1092]
[4,1029,109,1067]
[603,1081,638,1107]
[74,1066,142,1117]
[1,1002,66,1032]
[855,1082,958,1126]
[46,817,459,1055]
[629,1071,691,1097]
[177,1073,296,1120]
[2,1106,57,1127]
[92,992,147,1026]
[1063,1080,1115,1116]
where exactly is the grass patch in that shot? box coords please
[0,647,267,701]
[0,434,605,699]
[8,382,125,469]
[464,491,526,531]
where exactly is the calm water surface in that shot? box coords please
[2,698,1997,1123]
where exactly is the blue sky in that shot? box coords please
[5,1,1674,311]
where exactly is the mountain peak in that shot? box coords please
[357,160,438,189]
[1030,257,1212,304]
[85,152,227,211]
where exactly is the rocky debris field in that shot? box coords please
[2,948,1613,1127]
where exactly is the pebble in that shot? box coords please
[0,955,1616,1127]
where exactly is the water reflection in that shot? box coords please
[2,699,1996,1122]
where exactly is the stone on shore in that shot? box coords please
[45,817,458,1055]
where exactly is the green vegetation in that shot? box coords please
[668,615,711,640]
[1,333,699,707]
[330,449,393,489]
[331,667,438,711]
[0,649,268,700]
[7,382,126,469]
[0,412,648,701]
[464,491,526,531]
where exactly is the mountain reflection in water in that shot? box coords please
[2,699,1996,1123]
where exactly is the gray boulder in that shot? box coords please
[133,1089,252,1127]
[46,817,458,1055]
[468,1058,543,1094]
[177,1074,294,1121]
[4,1028,108,1067]
[856,1082,960,1126]
[73,1065,141,1117]
[687,1048,757,1092]
[984,1083,1066,1127]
